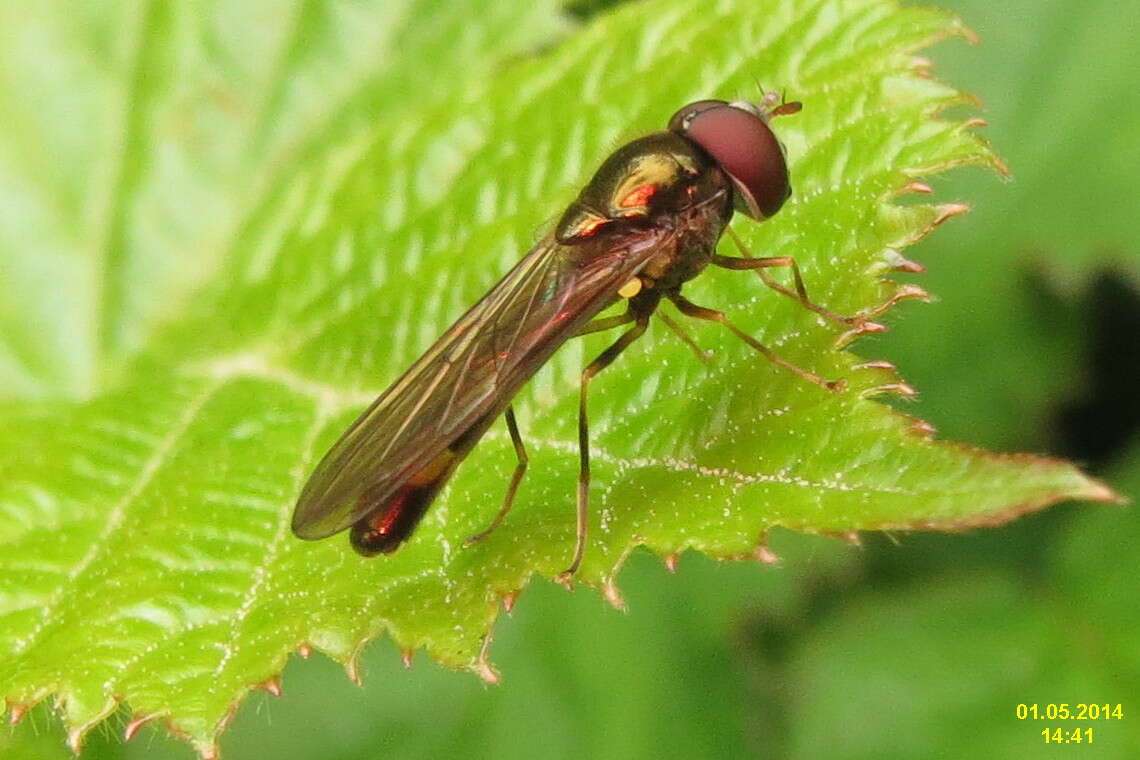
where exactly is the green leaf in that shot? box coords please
[0,0,1118,756]
[0,0,568,400]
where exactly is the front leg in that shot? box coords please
[714,227,872,329]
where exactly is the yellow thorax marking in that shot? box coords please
[618,278,642,299]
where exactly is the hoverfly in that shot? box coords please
[292,92,854,577]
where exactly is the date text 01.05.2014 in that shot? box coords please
[1015,703,1124,721]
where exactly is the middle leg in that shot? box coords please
[560,314,651,579]
[465,405,529,546]
[668,292,844,392]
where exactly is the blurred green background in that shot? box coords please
[4,0,1137,757]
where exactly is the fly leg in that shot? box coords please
[656,310,712,365]
[669,292,845,392]
[576,311,634,337]
[559,314,651,579]
[465,406,528,546]
[580,299,708,364]
[713,226,864,328]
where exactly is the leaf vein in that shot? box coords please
[11,379,222,656]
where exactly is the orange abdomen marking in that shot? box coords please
[350,450,457,555]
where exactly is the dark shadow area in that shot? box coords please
[563,0,633,20]
[1051,265,1140,469]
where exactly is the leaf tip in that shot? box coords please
[257,676,283,697]
[500,589,520,613]
[124,713,158,742]
[853,358,898,373]
[909,55,934,73]
[663,552,679,573]
[956,22,982,46]
[862,381,919,400]
[835,321,888,349]
[1081,477,1127,506]
[824,530,862,547]
[401,648,415,669]
[297,643,313,659]
[345,656,363,686]
[909,418,938,438]
[754,543,780,565]
[67,726,86,755]
[881,248,927,274]
[866,284,934,318]
[7,701,29,725]
[602,577,627,611]
[988,153,1013,177]
[886,467,1122,532]
[931,202,972,227]
[888,201,976,255]
[897,180,934,196]
[474,640,501,686]
[476,661,501,685]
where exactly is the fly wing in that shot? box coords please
[292,227,673,540]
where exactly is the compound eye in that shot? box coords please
[667,99,729,134]
[670,101,792,220]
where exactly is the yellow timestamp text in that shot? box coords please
[1042,727,1093,744]
[1015,703,1124,721]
